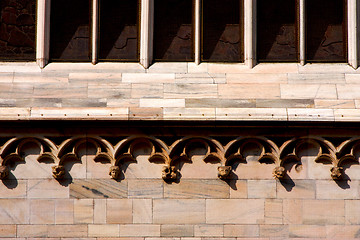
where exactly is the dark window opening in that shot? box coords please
[50,0,91,61]
[202,0,243,62]
[154,0,194,61]
[0,0,36,61]
[306,0,347,62]
[99,0,139,61]
[257,0,298,62]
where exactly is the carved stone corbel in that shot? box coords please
[330,166,343,180]
[0,165,9,179]
[162,165,178,182]
[272,166,286,179]
[52,165,65,180]
[217,165,232,180]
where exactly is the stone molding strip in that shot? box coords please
[3,107,360,122]
[0,135,359,182]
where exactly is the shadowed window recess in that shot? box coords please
[202,0,243,62]
[0,0,36,60]
[257,0,298,62]
[99,0,139,61]
[154,0,194,61]
[50,0,91,61]
[306,0,347,62]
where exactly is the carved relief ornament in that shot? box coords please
[0,135,358,183]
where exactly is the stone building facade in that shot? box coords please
[0,0,360,239]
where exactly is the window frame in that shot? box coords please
[33,0,359,68]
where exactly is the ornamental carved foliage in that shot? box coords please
[0,135,359,184]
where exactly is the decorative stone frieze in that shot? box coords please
[0,135,359,182]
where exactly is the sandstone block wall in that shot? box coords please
[0,123,358,240]
[0,62,360,121]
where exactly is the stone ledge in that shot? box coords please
[0,107,356,122]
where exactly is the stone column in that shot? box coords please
[299,0,305,65]
[92,0,99,65]
[348,0,358,68]
[195,0,201,65]
[140,0,154,69]
[244,0,256,68]
[36,0,51,68]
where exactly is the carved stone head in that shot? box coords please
[162,165,177,182]
[109,166,120,179]
[52,165,65,180]
[217,166,232,180]
[0,165,9,180]
[272,166,285,179]
[330,166,343,180]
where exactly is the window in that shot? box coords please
[50,0,91,61]
[306,0,347,62]
[154,0,194,61]
[0,0,36,60]
[202,0,243,62]
[99,0,139,61]
[4,0,356,67]
[257,0,298,62]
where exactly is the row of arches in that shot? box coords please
[0,135,359,183]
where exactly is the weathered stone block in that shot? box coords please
[107,199,133,224]
[277,180,316,199]
[16,225,48,238]
[88,224,120,237]
[248,180,276,198]
[74,199,93,224]
[161,225,193,237]
[30,199,55,224]
[259,225,289,238]
[164,179,229,198]
[70,179,128,199]
[128,179,163,198]
[120,224,161,237]
[345,200,360,224]
[55,199,74,224]
[0,225,16,237]
[223,225,259,237]
[303,200,345,225]
[289,225,326,238]
[94,199,106,224]
[133,199,152,224]
[229,180,248,198]
[153,199,205,224]
[206,199,264,224]
[47,225,87,238]
[0,199,29,224]
[193,225,223,237]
